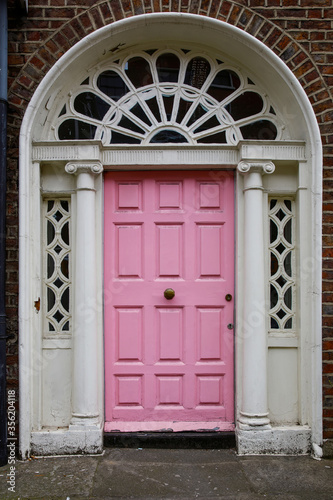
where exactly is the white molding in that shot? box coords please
[240,143,306,161]
[31,141,306,166]
[32,144,100,161]
[42,338,72,349]
[268,337,299,348]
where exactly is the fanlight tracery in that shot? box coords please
[56,49,282,145]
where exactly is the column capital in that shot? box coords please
[65,161,103,175]
[237,160,275,175]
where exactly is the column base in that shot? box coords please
[30,423,103,456]
[236,425,312,455]
[70,414,100,428]
[238,411,271,430]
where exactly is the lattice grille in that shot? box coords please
[55,48,282,145]
[44,199,71,335]
[269,198,295,332]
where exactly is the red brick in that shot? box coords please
[291,51,308,67]
[310,32,326,42]
[294,61,314,78]
[209,0,222,18]
[188,0,200,14]
[228,4,243,24]
[323,353,333,362]
[276,35,291,51]
[132,0,145,15]
[79,11,93,29]
[322,278,333,293]
[44,8,76,18]
[300,20,331,30]
[246,15,264,36]
[274,9,306,18]
[323,268,333,280]
[237,9,253,28]
[122,0,132,13]
[312,42,333,52]
[99,2,113,21]
[323,363,333,374]
[308,9,323,18]
[323,341,333,351]
[53,31,72,52]
[301,0,330,6]
[219,1,232,20]
[200,0,211,13]
[249,0,265,6]
[69,17,88,38]
[111,0,125,19]
[265,27,283,47]
[8,54,25,66]
[280,42,298,61]
[324,170,333,181]
[323,312,333,325]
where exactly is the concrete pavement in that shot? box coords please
[0,447,332,499]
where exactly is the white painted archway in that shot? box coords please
[19,13,322,458]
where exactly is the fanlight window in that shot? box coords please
[56,49,282,145]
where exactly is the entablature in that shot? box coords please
[32,140,306,168]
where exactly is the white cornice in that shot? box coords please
[32,141,306,166]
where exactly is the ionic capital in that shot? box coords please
[65,161,103,175]
[237,160,275,175]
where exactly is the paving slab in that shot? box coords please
[239,455,333,498]
[0,454,98,499]
[0,448,332,499]
[93,450,249,498]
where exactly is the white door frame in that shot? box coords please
[19,14,322,458]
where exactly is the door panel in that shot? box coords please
[104,171,234,431]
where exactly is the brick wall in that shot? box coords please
[6,0,333,444]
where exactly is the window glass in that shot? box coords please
[97,70,129,101]
[240,120,277,140]
[126,57,153,88]
[207,70,240,102]
[227,92,263,121]
[184,57,211,89]
[74,92,110,120]
[150,130,188,143]
[58,119,96,140]
[157,53,180,83]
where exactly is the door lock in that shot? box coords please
[227,323,234,330]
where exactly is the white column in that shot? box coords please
[65,161,103,427]
[238,160,275,430]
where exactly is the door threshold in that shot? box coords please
[104,431,236,449]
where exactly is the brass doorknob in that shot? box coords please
[164,288,175,300]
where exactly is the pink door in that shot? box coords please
[104,171,234,432]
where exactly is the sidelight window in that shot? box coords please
[268,198,296,333]
[44,199,71,336]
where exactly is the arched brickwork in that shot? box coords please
[6,0,333,444]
